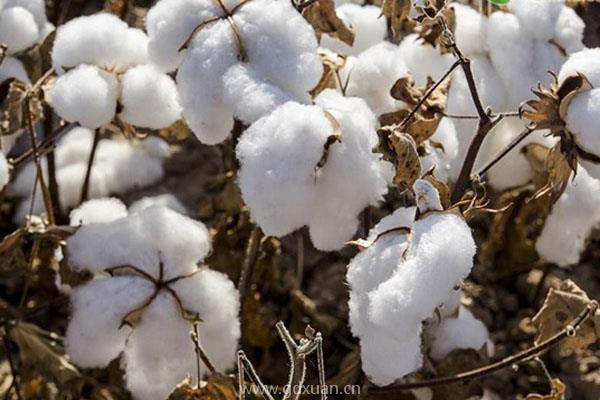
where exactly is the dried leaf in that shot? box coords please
[160,119,192,141]
[532,142,576,202]
[376,127,421,189]
[381,0,412,40]
[526,378,566,400]
[310,51,346,98]
[167,374,237,400]
[416,6,455,53]
[302,0,355,46]
[531,280,600,354]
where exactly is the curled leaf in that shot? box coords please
[381,0,412,40]
[376,127,421,189]
[310,51,347,98]
[302,0,355,46]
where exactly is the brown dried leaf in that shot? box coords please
[160,119,192,141]
[381,0,412,40]
[167,374,237,400]
[376,127,421,189]
[526,378,566,400]
[422,169,451,208]
[310,51,346,97]
[416,6,455,53]
[302,0,355,46]
[532,280,600,354]
[532,142,575,202]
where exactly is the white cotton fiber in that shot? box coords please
[0,56,29,83]
[49,64,119,128]
[420,118,459,183]
[559,48,600,87]
[451,3,487,57]
[397,34,453,86]
[237,90,391,250]
[0,7,39,53]
[508,0,563,41]
[0,152,8,190]
[346,42,408,115]
[554,6,585,54]
[52,13,148,73]
[69,198,129,226]
[65,205,240,400]
[174,0,322,144]
[4,0,46,28]
[566,88,600,156]
[536,167,600,267]
[427,306,493,360]
[120,65,182,129]
[320,4,386,56]
[129,194,188,215]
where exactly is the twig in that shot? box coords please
[79,128,101,204]
[238,226,264,308]
[10,122,76,167]
[367,301,598,393]
[442,111,520,120]
[43,107,62,223]
[191,322,216,384]
[475,126,535,178]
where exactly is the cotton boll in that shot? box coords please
[536,167,600,267]
[222,64,297,125]
[554,6,584,54]
[427,306,493,360]
[237,102,326,237]
[49,64,119,128]
[346,42,408,115]
[0,152,8,190]
[66,276,154,368]
[0,7,40,54]
[414,179,442,213]
[397,34,453,86]
[176,20,237,144]
[69,198,128,226]
[52,13,148,73]
[508,0,563,41]
[129,194,188,215]
[4,0,47,29]
[0,56,29,83]
[559,48,600,87]
[451,4,487,57]
[565,88,600,156]
[319,4,386,56]
[120,65,182,129]
[146,0,223,72]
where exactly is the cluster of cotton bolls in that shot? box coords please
[346,180,486,385]
[146,0,323,144]
[236,89,392,251]
[10,126,169,223]
[444,0,585,189]
[64,199,240,400]
[535,48,600,267]
[0,0,53,83]
[49,13,181,130]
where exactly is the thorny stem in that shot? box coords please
[238,226,264,310]
[23,96,55,226]
[476,126,535,178]
[79,128,101,204]
[367,301,598,393]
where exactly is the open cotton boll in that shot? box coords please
[319,4,386,56]
[346,42,408,115]
[222,64,297,125]
[146,0,223,72]
[565,88,600,156]
[559,48,600,87]
[508,0,563,41]
[451,3,488,57]
[427,306,493,361]
[120,65,182,129]
[52,13,148,73]
[49,64,119,128]
[0,56,28,83]
[0,7,39,54]
[398,34,453,86]
[536,167,600,267]
[129,194,188,215]
[0,152,8,190]
[4,0,47,29]
[69,198,129,226]
[554,6,584,54]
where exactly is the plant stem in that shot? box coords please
[10,122,76,168]
[80,128,101,204]
[366,301,598,393]
[476,127,535,178]
[238,226,263,309]
[43,107,62,223]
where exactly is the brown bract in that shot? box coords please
[302,0,355,46]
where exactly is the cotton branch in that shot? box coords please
[365,301,598,393]
[79,128,101,204]
[238,226,264,311]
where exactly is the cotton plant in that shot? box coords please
[11,126,169,223]
[64,200,240,400]
[237,89,392,251]
[146,0,323,145]
[48,13,181,130]
[347,179,478,385]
